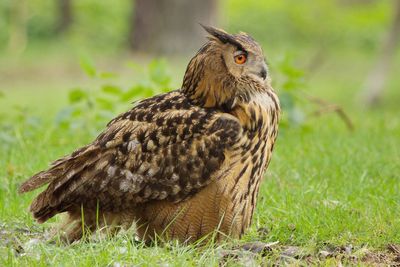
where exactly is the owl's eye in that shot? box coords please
[234,53,247,65]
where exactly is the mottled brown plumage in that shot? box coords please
[19,26,280,243]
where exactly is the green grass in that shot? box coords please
[1,45,400,266]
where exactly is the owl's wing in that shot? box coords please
[19,92,242,223]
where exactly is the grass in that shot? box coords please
[0,44,399,266]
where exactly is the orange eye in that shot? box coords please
[234,53,247,64]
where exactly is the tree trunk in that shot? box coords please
[7,0,28,54]
[129,0,218,54]
[361,0,400,106]
[55,0,73,34]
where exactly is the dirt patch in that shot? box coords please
[218,241,400,266]
[0,221,46,257]
[361,244,400,266]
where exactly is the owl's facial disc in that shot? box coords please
[228,47,268,83]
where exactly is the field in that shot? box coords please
[1,0,400,266]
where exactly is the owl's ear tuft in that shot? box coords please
[200,24,244,50]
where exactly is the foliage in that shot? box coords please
[50,54,312,136]
[0,55,312,143]
[0,0,131,51]
[272,54,308,129]
[0,102,43,151]
[55,58,172,136]
[226,0,390,52]
[0,0,392,53]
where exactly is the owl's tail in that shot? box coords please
[18,144,100,223]
[18,145,95,193]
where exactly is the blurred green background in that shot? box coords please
[1,1,400,265]
[0,0,398,111]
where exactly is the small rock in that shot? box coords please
[344,244,353,255]
[388,244,400,255]
[240,241,279,256]
[118,247,128,254]
[287,224,296,231]
[318,250,332,258]
[394,255,400,263]
[281,246,301,258]
[323,199,340,208]
[217,249,258,267]
[24,238,41,251]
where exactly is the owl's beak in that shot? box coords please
[259,66,267,80]
[258,62,268,80]
[249,61,268,82]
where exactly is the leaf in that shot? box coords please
[120,85,145,101]
[143,87,156,97]
[101,84,123,95]
[71,107,83,117]
[95,97,115,111]
[69,88,87,103]
[99,72,117,79]
[79,57,97,78]
[276,54,305,92]
[148,59,171,87]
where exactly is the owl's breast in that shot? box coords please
[222,89,279,233]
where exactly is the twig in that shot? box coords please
[304,93,354,131]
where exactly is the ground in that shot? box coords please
[0,44,399,266]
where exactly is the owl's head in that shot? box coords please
[182,25,270,109]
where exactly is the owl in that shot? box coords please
[19,25,280,243]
